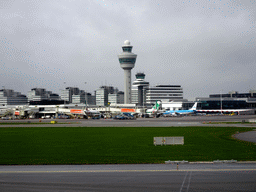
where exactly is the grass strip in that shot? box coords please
[0,122,79,125]
[203,122,255,124]
[0,127,255,165]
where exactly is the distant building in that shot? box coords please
[61,87,95,105]
[0,89,28,106]
[96,86,117,106]
[86,93,96,105]
[145,85,183,105]
[60,87,80,104]
[72,94,85,104]
[195,90,256,110]
[27,88,60,102]
[210,90,256,99]
[27,88,47,101]
[195,97,248,110]
[72,91,96,105]
[108,91,124,104]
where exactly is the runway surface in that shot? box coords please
[1,114,256,127]
[1,164,256,191]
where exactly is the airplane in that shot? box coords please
[63,108,101,119]
[0,107,13,117]
[27,105,101,119]
[0,105,19,117]
[84,109,101,119]
[163,102,198,116]
[145,101,164,117]
[146,101,161,113]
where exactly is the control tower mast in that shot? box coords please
[118,40,137,104]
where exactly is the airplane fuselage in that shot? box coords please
[163,110,196,115]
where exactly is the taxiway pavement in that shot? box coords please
[1,115,256,127]
[1,164,256,191]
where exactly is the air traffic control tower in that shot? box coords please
[133,73,149,106]
[118,40,137,104]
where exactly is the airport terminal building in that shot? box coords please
[145,85,183,105]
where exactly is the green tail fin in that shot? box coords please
[153,101,160,110]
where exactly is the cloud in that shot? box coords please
[0,0,255,100]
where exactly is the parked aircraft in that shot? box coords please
[163,102,198,116]
[84,109,101,119]
[146,101,161,113]
[0,107,12,116]
[145,101,164,117]
[0,105,20,117]
[64,108,101,119]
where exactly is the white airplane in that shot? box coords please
[61,107,101,119]
[0,108,10,116]
[145,101,164,117]
[146,101,161,114]
[0,106,15,116]
[84,109,101,119]
[163,102,198,116]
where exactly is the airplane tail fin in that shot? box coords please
[190,102,197,110]
[152,101,161,110]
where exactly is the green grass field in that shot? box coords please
[0,122,52,125]
[204,122,255,124]
[0,121,78,125]
[0,127,255,165]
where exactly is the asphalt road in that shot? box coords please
[1,164,256,191]
[1,114,256,127]
[233,130,256,143]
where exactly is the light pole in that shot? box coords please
[63,82,66,105]
[84,82,87,110]
[220,90,223,115]
[143,93,146,118]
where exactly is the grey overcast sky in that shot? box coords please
[0,0,255,100]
